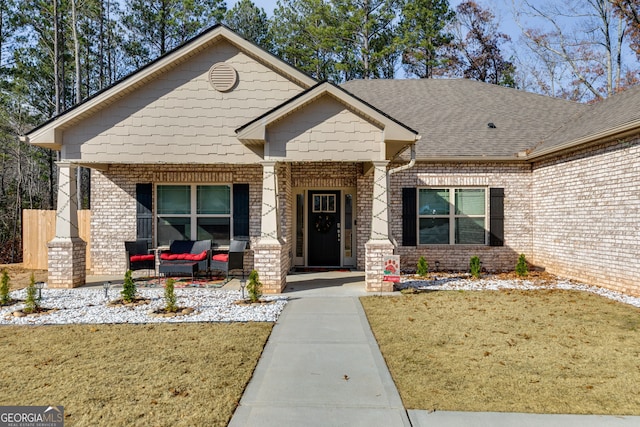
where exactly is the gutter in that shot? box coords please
[387,139,419,251]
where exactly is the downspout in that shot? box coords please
[387,138,420,251]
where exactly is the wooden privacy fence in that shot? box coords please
[22,209,91,270]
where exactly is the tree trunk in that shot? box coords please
[54,0,61,115]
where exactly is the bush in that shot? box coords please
[416,257,429,277]
[247,270,262,303]
[0,270,10,305]
[121,270,137,303]
[469,256,481,279]
[164,278,177,312]
[24,273,39,313]
[516,254,529,277]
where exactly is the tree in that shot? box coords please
[398,0,455,78]
[121,0,226,70]
[271,0,342,81]
[224,0,272,50]
[613,0,640,58]
[334,0,400,80]
[449,1,516,87]
[515,0,631,101]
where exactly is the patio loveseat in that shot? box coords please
[158,240,211,279]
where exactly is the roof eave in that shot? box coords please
[526,119,640,161]
[408,155,523,163]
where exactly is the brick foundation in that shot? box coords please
[47,237,87,288]
[253,240,287,293]
[365,240,395,292]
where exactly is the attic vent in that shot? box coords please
[208,63,237,92]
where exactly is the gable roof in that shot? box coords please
[341,79,587,160]
[24,24,317,148]
[236,81,418,145]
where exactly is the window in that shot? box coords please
[157,184,231,246]
[312,194,336,213]
[418,188,486,245]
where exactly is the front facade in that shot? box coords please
[24,26,640,296]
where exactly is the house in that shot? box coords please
[23,25,640,296]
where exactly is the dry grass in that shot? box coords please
[0,322,272,426]
[361,289,640,415]
[0,264,47,289]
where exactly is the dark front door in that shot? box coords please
[308,190,341,266]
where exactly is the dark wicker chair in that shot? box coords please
[125,240,155,275]
[211,240,247,279]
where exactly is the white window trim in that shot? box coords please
[417,187,488,245]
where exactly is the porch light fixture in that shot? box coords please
[35,282,45,300]
[103,281,112,300]
[488,122,496,128]
[435,261,440,272]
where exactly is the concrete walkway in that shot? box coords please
[228,271,640,427]
[229,271,410,426]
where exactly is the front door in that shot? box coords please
[308,190,341,266]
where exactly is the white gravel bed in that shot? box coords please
[401,276,640,308]
[1,287,287,325]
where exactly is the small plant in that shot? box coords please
[0,270,10,305]
[24,273,39,314]
[469,256,481,279]
[121,270,137,303]
[164,278,177,312]
[516,254,529,277]
[416,257,429,277]
[246,270,263,303]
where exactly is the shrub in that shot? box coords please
[121,270,137,303]
[24,273,39,313]
[516,254,529,277]
[416,257,429,277]
[0,270,10,305]
[164,278,177,312]
[247,270,262,303]
[469,256,481,279]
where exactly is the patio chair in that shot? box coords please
[125,240,155,275]
[211,240,247,279]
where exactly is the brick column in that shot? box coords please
[254,161,286,293]
[47,162,87,288]
[365,161,394,291]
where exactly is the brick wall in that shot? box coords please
[91,164,262,275]
[389,162,533,273]
[532,137,640,296]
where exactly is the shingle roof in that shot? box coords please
[532,84,640,155]
[341,79,587,159]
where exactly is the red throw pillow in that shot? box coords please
[212,254,229,262]
[130,254,154,262]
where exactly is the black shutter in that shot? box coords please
[136,183,153,245]
[489,188,504,246]
[402,188,417,246]
[233,184,250,240]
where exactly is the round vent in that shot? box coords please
[208,63,237,92]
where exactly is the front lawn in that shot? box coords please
[361,289,640,415]
[0,322,271,426]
